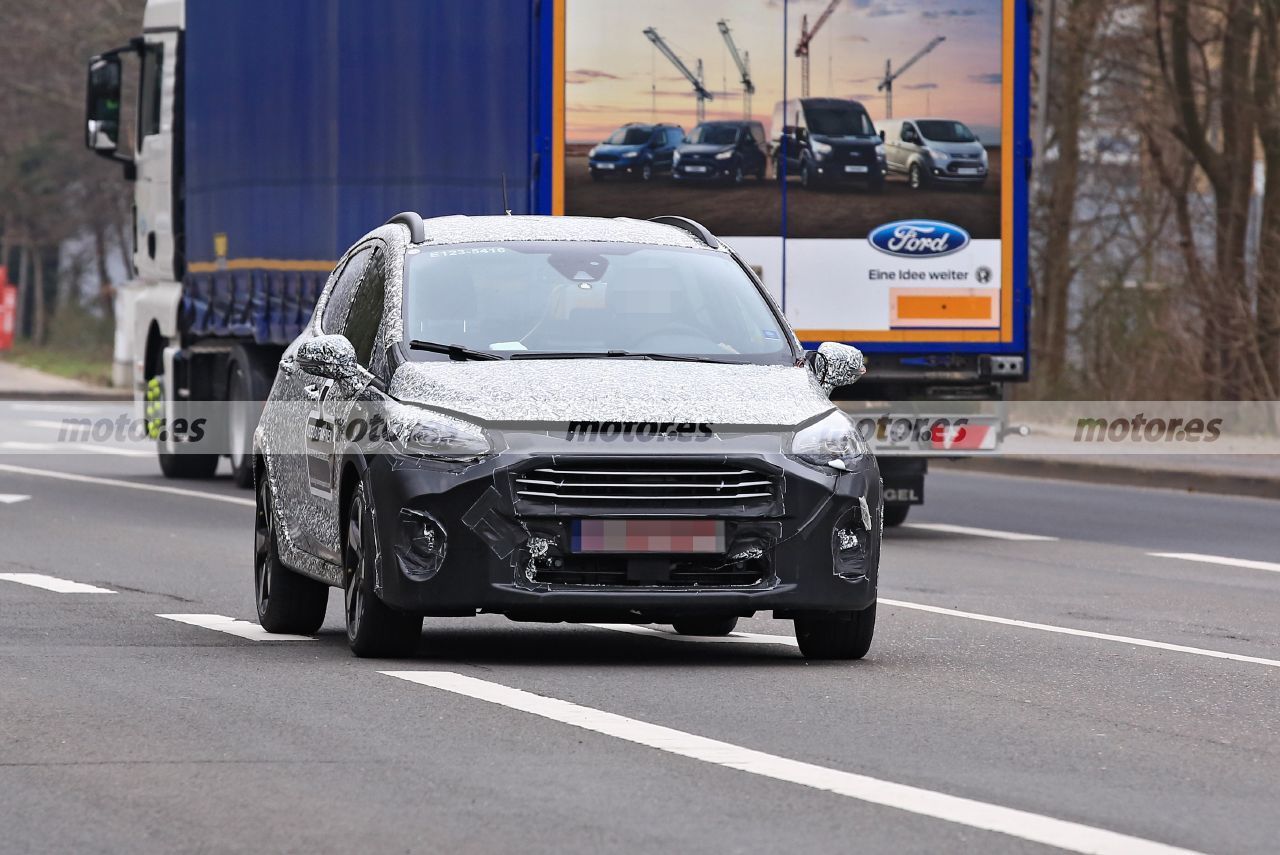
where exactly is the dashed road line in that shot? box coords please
[1148,552,1280,575]
[0,573,116,594]
[903,522,1058,541]
[882,598,1280,668]
[0,463,253,507]
[382,671,1202,855]
[0,493,30,504]
[156,613,314,641]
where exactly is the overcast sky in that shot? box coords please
[565,0,1004,144]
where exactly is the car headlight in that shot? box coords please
[715,149,734,160]
[673,150,682,165]
[875,143,886,158]
[790,411,869,469]
[379,404,491,462]
[812,140,833,157]
[623,150,640,158]
[588,146,598,158]
[927,148,950,163]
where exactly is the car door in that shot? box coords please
[276,242,376,560]
[305,244,391,562]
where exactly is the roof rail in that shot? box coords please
[648,215,721,249]
[385,211,426,243]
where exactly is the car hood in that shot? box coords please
[679,143,734,156]
[388,359,833,426]
[924,139,985,156]
[592,143,644,156]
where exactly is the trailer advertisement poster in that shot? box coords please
[560,0,1016,344]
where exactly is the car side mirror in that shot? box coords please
[807,342,866,394]
[879,130,886,141]
[295,335,360,380]
[85,55,123,153]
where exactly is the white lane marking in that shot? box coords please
[383,671,1202,855]
[882,598,1280,669]
[0,573,116,594]
[0,463,253,507]
[156,614,314,641]
[3,438,151,458]
[903,522,1058,542]
[1148,552,1280,575]
[590,623,798,647]
[0,494,30,504]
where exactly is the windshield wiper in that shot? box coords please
[509,350,731,364]
[408,339,503,361]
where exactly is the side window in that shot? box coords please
[138,45,163,140]
[751,124,765,145]
[670,128,683,146]
[321,246,372,333]
[343,250,387,368]
[902,123,915,143]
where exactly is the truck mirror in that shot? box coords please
[86,55,123,153]
[879,129,886,141]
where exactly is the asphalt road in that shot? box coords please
[564,152,1002,240]
[1,404,1278,854]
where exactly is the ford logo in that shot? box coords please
[868,220,970,258]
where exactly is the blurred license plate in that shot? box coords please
[597,163,615,170]
[957,168,981,175]
[845,165,868,173]
[686,165,708,173]
[572,520,725,554]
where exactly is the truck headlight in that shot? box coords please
[588,146,598,158]
[790,411,869,469]
[623,150,640,158]
[379,405,491,462]
[812,140,833,158]
[875,143,886,158]
[673,150,682,165]
[715,149,734,160]
[927,148,950,164]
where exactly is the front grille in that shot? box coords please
[593,153,619,162]
[512,460,781,514]
[530,553,767,588]
[835,147,871,163]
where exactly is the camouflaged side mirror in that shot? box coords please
[295,335,359,380]
[807,342,866,394]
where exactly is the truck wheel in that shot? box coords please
[794,603,876,660]
[672,616,738,636]
[148,374,219,479]
[344,481,423,658]
[801,160,816,189]
[908,162,927,190]
[883,504,910,527]
[731,166,745,184]
[227,345,274,489]
[255,477,328,634]
[639,162,654,182]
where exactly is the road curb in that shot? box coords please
[934,457,1280,501]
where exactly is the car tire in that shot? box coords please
[801,160,816,189]
[590,170,601,182]
[672,616,739,637]
[794,603,876,660]
[882,503,910,527]
[344,481,423,658]
[147,372,220,480]
[228,345,274,489]
[255,475,328,634]
[909,162,927,190]
[732,166,744,184]
[640,162,653,182]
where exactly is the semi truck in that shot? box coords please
[85,0,1031,520]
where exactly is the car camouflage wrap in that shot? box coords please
[254,215,881,646]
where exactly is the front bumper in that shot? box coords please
[814,158,887,182]
[364,443,881,621]
[589,158,644,175]
[674,160,737,181]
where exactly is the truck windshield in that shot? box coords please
[687,125,739,145]
[806,106,875,137]
[917,120,977,143]
[402,242,793,365]
[607,127,652,145]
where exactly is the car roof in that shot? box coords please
[415,215,714,250]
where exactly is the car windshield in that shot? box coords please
[806,106,875,137]
[687,125,739,145]
[606,127,652,145]
[402,242,793,364]
[916,120,977,143]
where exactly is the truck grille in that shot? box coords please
[512,461,781,513]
